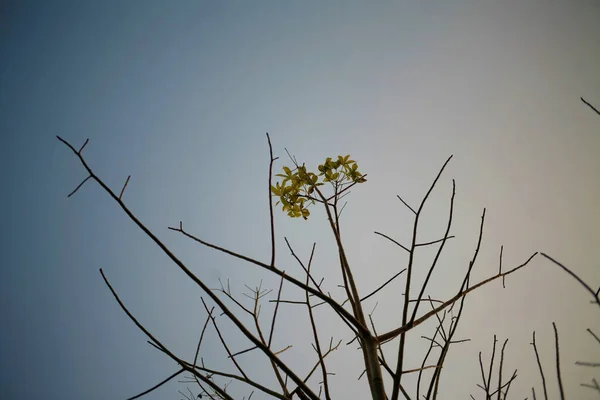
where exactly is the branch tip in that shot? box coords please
[119,175,131,200]
[79,138,89,153]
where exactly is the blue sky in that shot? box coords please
[1,1,600,399]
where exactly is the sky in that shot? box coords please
[1,1,600,399]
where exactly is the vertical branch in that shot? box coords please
[119,175,131,200]
[194,307,215,367]
[266,133,278,268]
[486,335,498,398]
[305,243,332,400]
[314,185,387,400]
[428,293,469,400]
[315,185,360,316]
[498,246,505,289]
[429,224,479,400]
[478,351,488,396]
[392,155,453,400]
[332,199,356,311]
[531,331,548,400]
[247,277,289,397]
[417,303,446,400]
[552,322,565,400]
[409,179,455,324]
[496,338,509,400]
[268,273,286,348]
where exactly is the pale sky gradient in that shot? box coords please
[1,1,600,399]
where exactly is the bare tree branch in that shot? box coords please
[540,253,600,307]
[171,223,368,338]
[378,252,537,344]
[126,368,184,400]
[60,133,562,400]
[58,136,320,400]
[553,322,566,400]
[119,175,131,200]
[531,331,548,400]
[392,155,453,400]
[67,175,91,197]
[200,298,249,380]
[305,243,332,400]
[194,307,214,368]
[99,268,235,400]
[267,132,278,268]
[360,269,407,303]
[582,97,600,116]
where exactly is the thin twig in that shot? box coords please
[200,298,249,380]
[266,133,278,268]
[417,301,448,399]
[478,351,489,396]
[373,231,410,253]
[553,322,565,400]
[409,179,456,324]
[575,361,600,367]
[485,335,498,398]
[268,273,286,347]
[540,253,600,307]
[582,97,600,116]
[67,175,91,197]
[126,368,184,400]
[397,195,416,214]
[119,175,131,200]
[305,243,332,400]
[194,306,214,367]
[587,328,600,346]
[580,378,600,393]
[531,331,549,400]
[360,269,407,303]
[497,338,509,400]
[499,245,505,288]
[79,138,89,153]
[415,235,456,247]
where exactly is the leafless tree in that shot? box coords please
[59,133,559,400]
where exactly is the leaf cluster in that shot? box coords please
[270,154,366,220]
